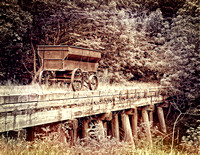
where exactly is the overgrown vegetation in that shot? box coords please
[0,0,199,153]
[0,121,199,155]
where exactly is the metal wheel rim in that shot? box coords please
[39,71,52,86]
[88,75,98,90]
[71,68,84,91]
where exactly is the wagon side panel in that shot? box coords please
[37,46,69,70]
[43,60,63,70]
[63,61,98,72]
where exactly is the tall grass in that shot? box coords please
[0,124,197,155]
[0,81,159,96]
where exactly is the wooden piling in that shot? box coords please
[96,119,105,139]
[100,112,112,121]
[157,106,167,133]
[111,113,120,140]
[121,112,134,146]
[130,108,138,139]
[82,119,90,138]
[69,119,78,145]
[142,107,152,146]
[103,121,108,137]
[26,127,35,141]
[149,111,154,128]
[62,120,78,145]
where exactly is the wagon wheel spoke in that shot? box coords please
[39,71,52,87]
[71,68,84,91]
[88,75,98,90]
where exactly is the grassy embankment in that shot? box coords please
[0,125,199,155]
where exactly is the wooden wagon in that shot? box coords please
[35,45,101,91]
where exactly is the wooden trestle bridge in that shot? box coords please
[0,87,169,146]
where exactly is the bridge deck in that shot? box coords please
[0,87,167,133]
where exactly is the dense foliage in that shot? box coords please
[0,2,32,83]
[159,0,200,108]
[0,0,199,106]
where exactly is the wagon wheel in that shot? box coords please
[88,75,98,90]
[71,68,84,91]
[39,71,52,87]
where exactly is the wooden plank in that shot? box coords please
[0,88,164,104]
[0,108,72,132]
[38,92,73,101]
[0,102,38,113]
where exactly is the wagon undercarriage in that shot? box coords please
[39,69,98,91]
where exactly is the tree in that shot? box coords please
[160,0,200,108]
[0,1,32,83]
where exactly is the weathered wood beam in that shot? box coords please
[0,88,167,133]
[157,106,167,133]
[67,119,78,145]
[130,108,138,139]
[99,112,112,121]
[125,108,136,115]
[149,111,154,127]
[95,119,105,139]
[142,107,152,147]
[148,105,155,128]
[82,119,90,138]
[26,126,35,141]
[121,112,135,146]
[103,121,107,137]
[111,113,120,140]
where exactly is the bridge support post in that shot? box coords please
[95,119,105,139]
[121,112,135,146]
[26,127,35,141]
[100,112,112,121]
[130,108,138,139]
[157,106,167,133]
[68,119,78,145]
[82,119,90,138]
[149,111,154,127]
[148,105,155,128]
[111,113,120,140]
[103,122,108,137]
[99,112,112,137]
[142,107,152,147]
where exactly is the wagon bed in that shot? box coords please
[38,45,101,72]
[35,45,101,91]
